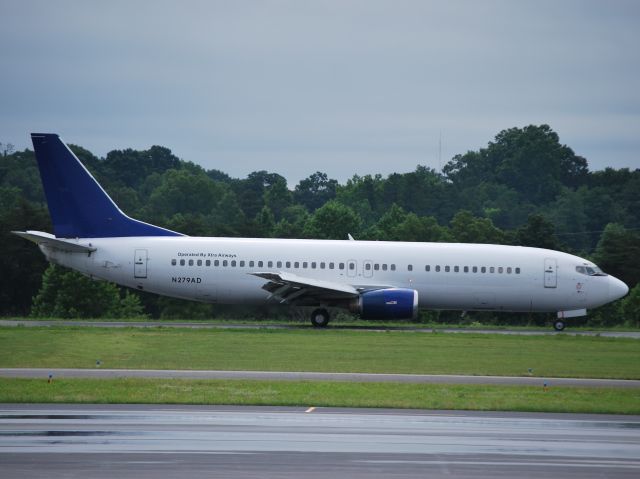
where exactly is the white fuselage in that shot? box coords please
[39,236,624,314]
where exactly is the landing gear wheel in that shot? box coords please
[553,320,566,332]
[310,308,330,328]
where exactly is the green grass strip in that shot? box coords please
[2,327,639,379]
[1,378,638,415]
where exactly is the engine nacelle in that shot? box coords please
[352,288,419,320]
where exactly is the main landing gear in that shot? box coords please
[310,308,330,328]
[553,320,566,331]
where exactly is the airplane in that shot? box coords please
[14,133,629,331]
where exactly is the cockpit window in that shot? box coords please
[576,265,607,276]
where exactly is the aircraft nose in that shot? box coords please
[609,276,629,301]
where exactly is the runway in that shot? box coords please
[1,404,639,478]
[3,367,640,387]
[2,319,639,337]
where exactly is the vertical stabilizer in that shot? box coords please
[31,133,182,238]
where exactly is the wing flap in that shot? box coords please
[250,271,359,304]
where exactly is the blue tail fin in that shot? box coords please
[31,133,183,238]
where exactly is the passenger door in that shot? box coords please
[134,249,148,279]
[544,258,557,288]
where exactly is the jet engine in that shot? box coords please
[351,288,419,320]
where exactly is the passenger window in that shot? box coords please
[481,266,486,273]
[249,261,254,267]
[295,261,300,268]
[232,260,237,267]
[375,264,380,271]
[445,266,450,272]
[391,264,396,271]
[277,261,282,268]
[258,261,263,267]
[268,261,273,268]
[286,261,291,268]
[214,260,219,267]
[180,259,185,266]
[189,259,194,266]
[490,266,494,273]
[408,264,413,271]
[516,267,520,274]
[349,262,355,270]
[206,260,211,267]
[339,263,345,270]
[454,266,459,273]
[312,262,317,269]
[320,262,325,269]
[498,267,503,273]
[472,266,477,273]
[425,265,430,272]
[303,262,308,268]
[365,263,371,271]
[171,259,177,266]
[240,260,245,267]
[435,265,440,272]
[507,267,512,274]
[223,260,228,267]
[329,262,334,269]
[464,266,469,273]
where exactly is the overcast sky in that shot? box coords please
[1,0,639,185]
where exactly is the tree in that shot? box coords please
[31,265,146,318]
[444,125,589,205]
[0,187,50,315]
[593,224,640,288]
[303,200,362,240]
[273,205,310,238]
[255,205,276,237]
[620,283,640,328]
[264,176,292,220]
[233,171,287,219]
[102,145,181,189]
[293,172,338,211]
[335,174,385,224]
[449,210,506,244]
[516,214,563,250]
[370,204,408,240]
[1,142,15,156]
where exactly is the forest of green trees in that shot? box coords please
[1,124,639,326]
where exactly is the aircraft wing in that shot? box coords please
[250,271,362,304]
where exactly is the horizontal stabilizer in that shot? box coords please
[12,231,97,253]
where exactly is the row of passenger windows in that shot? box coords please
[421,265,520,274]
[171,258,392,271]
[171,258,520,274]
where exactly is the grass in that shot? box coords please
[0,378,638,414]
[1,326,639,379]
[8,316,640,331]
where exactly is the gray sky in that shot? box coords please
[1,0,639,185]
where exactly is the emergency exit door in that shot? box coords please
[134,249,148,278]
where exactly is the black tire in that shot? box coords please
[553,320,566,331]
[310,308,330,328]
